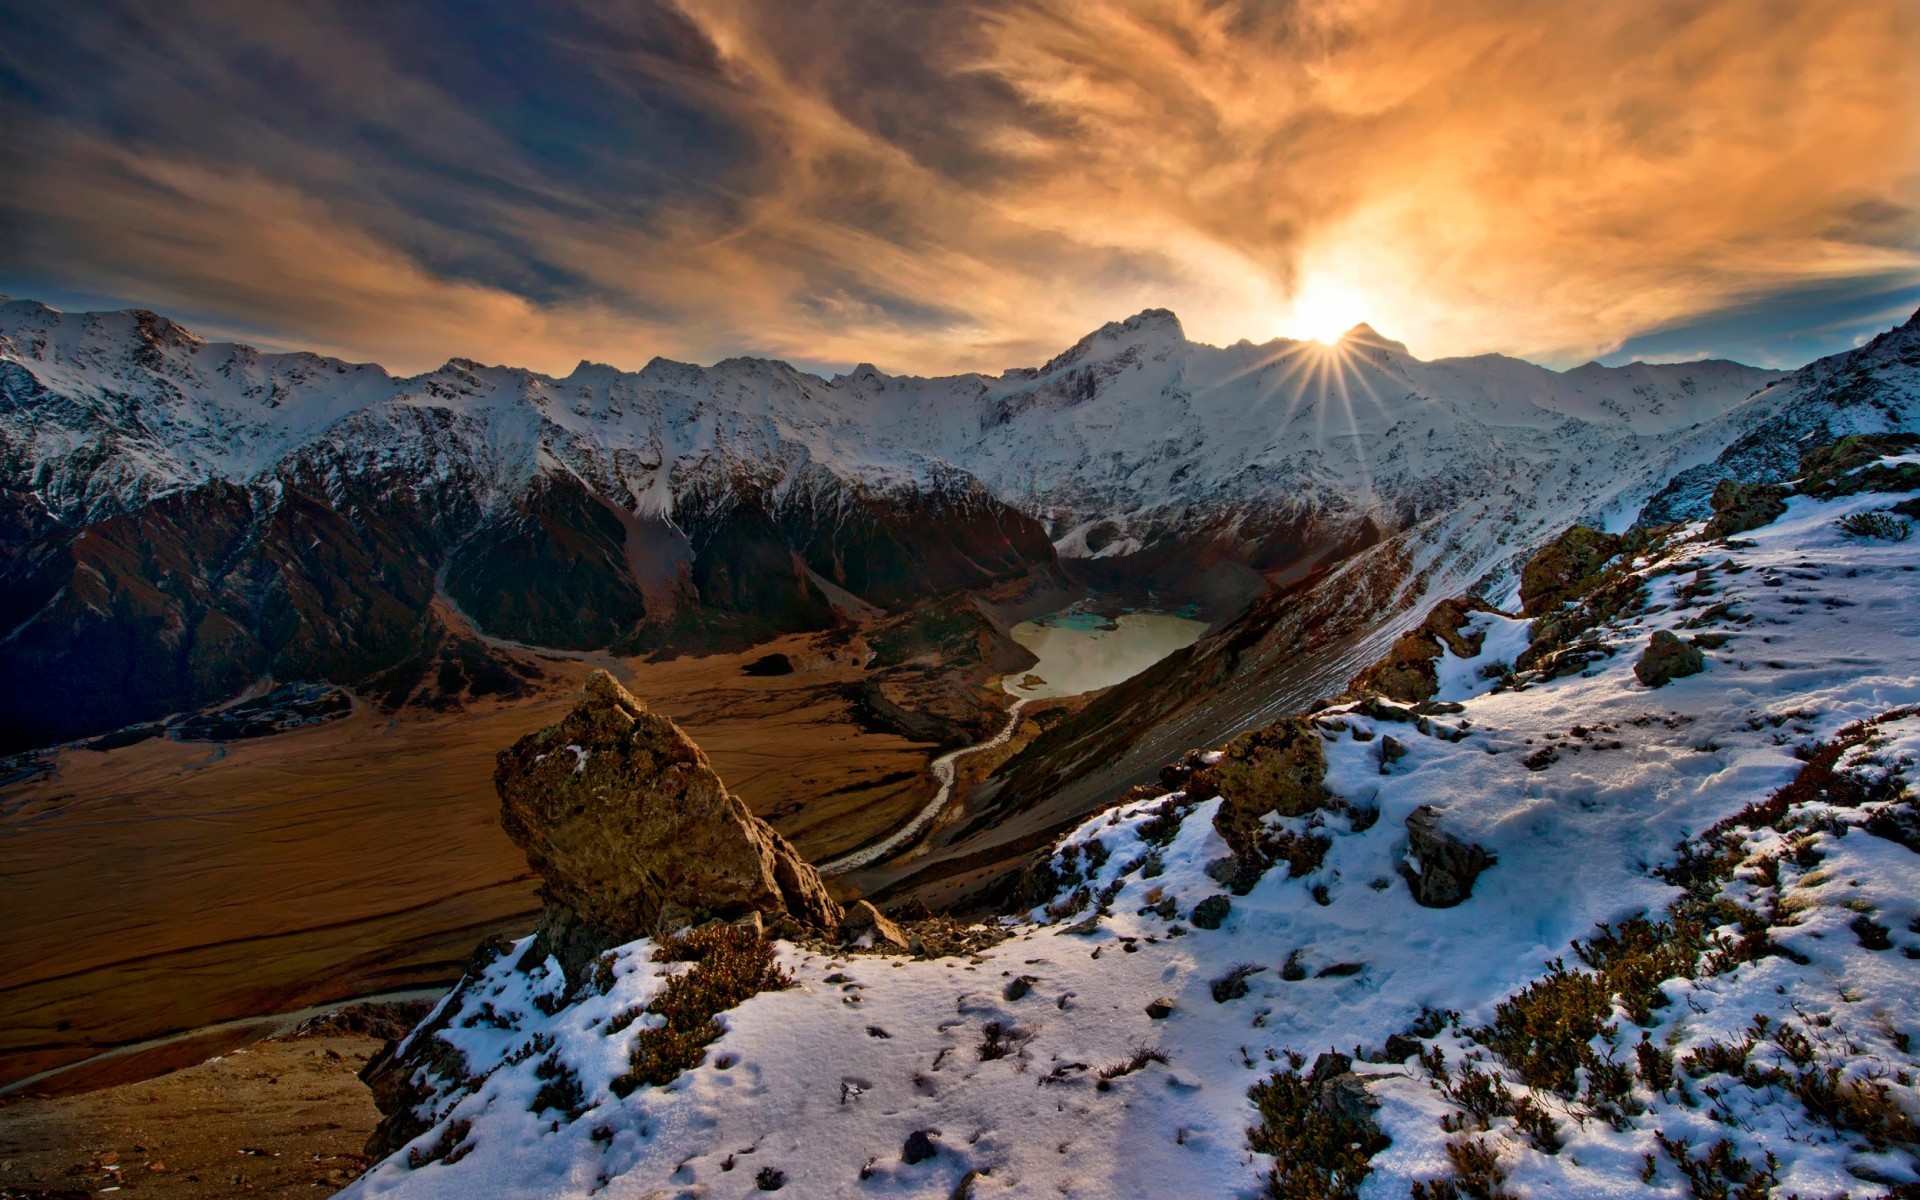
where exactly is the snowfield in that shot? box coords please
[343,481,1920,1198]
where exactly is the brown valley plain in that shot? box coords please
[0,635,945,1094]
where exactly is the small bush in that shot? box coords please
[1655,1133,1778,1200]
[1475,961,1612,1096]
[609,925,791,1097]
[1097,1044,1168,1087]
[1212,963,1267,1003]
[1836,510,1912,541]
[1410,1137,1521,1200]
[1248,1068,1388,1199]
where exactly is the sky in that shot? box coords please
[1,0,1917,378]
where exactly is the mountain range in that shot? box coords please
[3,298,1917,757]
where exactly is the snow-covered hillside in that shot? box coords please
[342,449,1920,1198]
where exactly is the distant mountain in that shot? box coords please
[5,298,1913,751]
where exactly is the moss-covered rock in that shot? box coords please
[1700,480,1789,540]
[1634,630,1704,688]
[1190,717,1334,868]
[1520,526,1623,616]
[1796,432,1920,499]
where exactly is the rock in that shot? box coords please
[1401,805,1495,907]
[495,670,841,938]
[1797,433,1920,499]
[1380,1033,1421,1063]
[902,1129,940,1165]
[1520,526,1622,616]
[1190,894,1232,930]
[1701,479,1789,540]
[1634,630,1705,688]
[840,900,910,950]
[1308,1051,1352,1085]
[1004,975,1037,1001]
[1376,735,1407,773]
[1145,997,1176,1019]
[1196,718,1333,868]
[1315,1072,1382,1124]
[1346,595,1501,703]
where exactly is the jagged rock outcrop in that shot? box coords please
[495,670,842,936]
[1400,805,1495,907]
[1700,480,1789,540]
[1634,630,1705,688]
[1346,595,1500,703]
[1519,526,1622,616]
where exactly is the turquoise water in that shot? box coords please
[1005,606,1207,699]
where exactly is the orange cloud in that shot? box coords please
[6,0,1915,374]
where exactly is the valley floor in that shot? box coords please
[0,635,946,1092]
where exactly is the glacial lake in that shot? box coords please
[1004,607,1208,699]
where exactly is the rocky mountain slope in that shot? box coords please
[880,314,1920,906]
[6,297,1861,752]
[340,436,1920,1198]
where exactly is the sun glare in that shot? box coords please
[1286,277,1373,345]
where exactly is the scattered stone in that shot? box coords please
[1380,1033,1421,1063]
[1376,735,1407,773]
[1190,894,1232,930]
[495,671,841,937]
[1401,805,1495,907]
[1635,630,1705,688]
[1003,975,1037,1001]
[1145,997,1176,1019]
[1315,962,1364,978]
[902,1129,940,1165]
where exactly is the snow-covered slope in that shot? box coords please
[341,466,1920,1198]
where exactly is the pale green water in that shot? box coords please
[1004,608,1207,699]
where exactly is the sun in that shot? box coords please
[1285,276,1373,345]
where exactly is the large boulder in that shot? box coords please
[1189,718,1335,875]
[1400,805,1494,907]
[1519,526,1622,616]
[1634,630,1705,688]
[496,670,841,936]
[1346,595,1500,703]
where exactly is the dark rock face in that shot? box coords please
[1701,480,1789,540]
[444,471,652,649]
[1346,595,1501,704]
[1520,526,1622,616]
[495,670,841,937]
[1400,805,1495,907]
[0,479,441,751]
[1634,630,1705,688]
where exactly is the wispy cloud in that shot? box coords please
[1,0,1914,375]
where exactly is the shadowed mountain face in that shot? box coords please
[3,301,1916,752]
